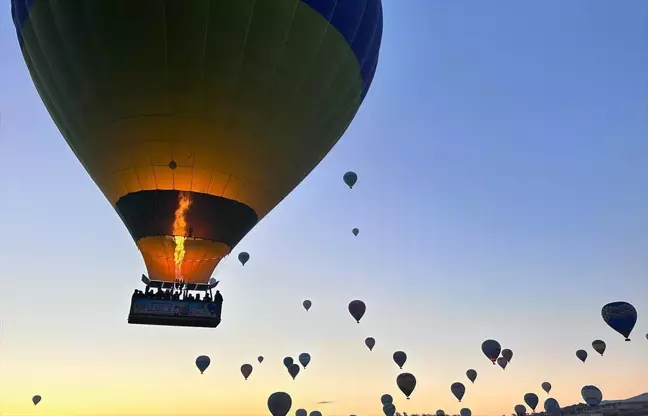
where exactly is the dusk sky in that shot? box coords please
[1,1,647,416]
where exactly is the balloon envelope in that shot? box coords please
[298,353,311,369]
[352,228,359,236]
[451,382,466,401]
[303,300,312,311]
[542,382,552,394]
[309,412,322,416]
[348,300,366,323]
[268,392,292,416]
[32,395,41,406]
[502,348,513,362]
[241,364,253,380]
[195,355,210,374]
[258,356,264,363]
[436,410,445,416]
[514,404,527,416]
[238,252,250,266]
[460,408,472,416]
[288,363,300,379]
[524,393,539,411]
[344,172,358,188]
[581,385,603,406]
[283,357,294,369]
[544,398,560,414]
[601,301,637,340]
[466,369,477,383]
[295,410,307,416]
[393,351,407,369]
[365,337,376,351]
[576,349,588,363]
[380,394,393,405]
[481,339,501,364]
[497,357,508,370]
[592,340,606,356]
[11,0,383,286]
[396,373,416,399]
[383,403,396,416]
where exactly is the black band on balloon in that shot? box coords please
[115,190,258,248]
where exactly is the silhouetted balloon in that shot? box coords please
[576,349,588,363]
[542,382,552,394]
[309,412,322,416]
[344,172,358,189]
[383,403,396,416]
[466,369,477,383]
[238,252,250,266]
[460,408,471,416]
[365,337,376,351]
[502,348,513,362]
[451,382,466,402]
[544,398,560,415]
[352,228,359,236]
[268,392,292,416]
[288,363,300,380]
[195,355,210,374]
[497,357,508,370]
[601,301,637,341]
[397,373,416,399]
[348,300,366,323]
[524,393,539,411]
[295,410,307,416]
[258,356,264,364]
[393,351,407,369]
[380,394,393,405]
[592,340,606,356]
[581,385,602,406]
[32,395,41,406]
[283,357,294,369]
[436,410,445,416]
[514,404,527,416]
[303,300,312,311]
[241,364,253,380]
[481,339,501,364]
[299,353,311,369]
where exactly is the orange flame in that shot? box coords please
[173,192,192,279]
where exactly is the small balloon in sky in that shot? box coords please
[544,398,561,415]
[258,356,264,363]
[524,393,539,411]
[240,364,253,380]
[460,408,471,416]
[436,410,445,416]
[343,171,358,189]
[295,409,307,416]
[238,252,250,266]
[591,340,606,356]
[581,385,603,407]
[601,301,637,341]
[268,392,292,416]
[396,373,416,399]
[309,412,322,416]
[576,349,588,363]
[451,382,466,402]
[481,339,501,364]
[195,355,210,374]
[501,348,513,362]
[542,382,552,394]
[514,404,527,416]
[380,394,393,405]
[383,403,396,416]
[466,369,477,383]
[365,337,376,351]
[497,356,508,370]
[288,363,300,380]
[348,300,366,323]
[303,300,312,311]
[393,351,407,369]
[298,353,311,369]
[352,228,359,236]
[283,357,294,369]
[32,395,41,406]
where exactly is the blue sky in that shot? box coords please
[1,1,647,415]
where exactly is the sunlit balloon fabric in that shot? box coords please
[12,0,383,284]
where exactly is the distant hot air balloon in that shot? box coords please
[310,412,322,416]
[195,355,210,374]
[283,357,294,369]
[383,403,396,416]
[544,398,560,415]
[303,300,312,311]
[11,0,384,328]
[241,364,253,380]
[299,353,311,369]
[542,382,552,394]
[348,300,366,323]
[393,351,407,369]
[365,337,376,351]
[268,392,292,416]
[344,172,358,189]
[258,356,264,364]
[380,394,393,405]
[460,408,471,416]
[501,348,513,362]
[288,363,300,380]
[481,339,501,364]
[296,410,307,416]
[397,373,416,399]
[576,349,588,363]
[32,395,41,406]
[524,393,539,411]
[238,252,250,266]
[497,357,508,370]
[514,404,527,416]
[592,340,606,356]
[601,301,637,341]
[466,369,477,383]
[436,410,445,416]
[451,382,466,402]
[581,385,602,407]
[352,228,359,236]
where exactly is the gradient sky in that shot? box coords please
[1,1,647,416]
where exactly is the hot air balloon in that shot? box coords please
[240,364,253,380]
[303,300,312,311]
[514,404,527,416]
[524,393,539,412]
[32,395,41,406]
[436,410,445,416]
[283,357,294,369]
[601,301,637,341]
[299,353,311,369]
[268,392,292,416]
[502,348,513,362]
[344,172,358,189]
[288,363,300,380]
[451,382,466,402]
[195,355,210,374]
[397,373,416,399]
[542,382,552,394]
[576,349,588,363]
[481,339,501,364]
[466,369,477,383]
[348,300,366,323]
[365,337,376,351]
[296,410,307,416]
[238,252,250,266]
[258,356,264,364]
[497,357,508,370]
[380,394,393,405]
[543,398,560,415]
[393,351,407,369]
[460,408,471,416]
[309,412,322,416]
[383,403,396,416]
[581,385,602,407]
[592,340,606,356]
[352,228,359,236]
[11,0,383,329]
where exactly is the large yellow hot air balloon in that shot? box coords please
[12,1,383,287]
